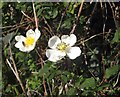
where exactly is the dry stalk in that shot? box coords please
[70,0,84,34]
[6,44,27,97]
[35,49,48,96]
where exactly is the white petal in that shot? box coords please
[15,35,25,41]
[15,41,24,48]
[61,35,69,44]
[46,49,65,62]
[26,29,35,38]
[66,47,81,59]
[61,34,77,46]
[35,28,41,41]
[19,47,27,52]
[19,44,35,52]
[48,36,61,49]
[69,34,77,46]
[27,44,36,51]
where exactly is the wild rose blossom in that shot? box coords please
[46,34,81,62]
[15,28,40,52]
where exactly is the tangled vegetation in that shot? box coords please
[2,1,120,97]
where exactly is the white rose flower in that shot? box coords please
[15,28,41,52]
[46,34,81,62]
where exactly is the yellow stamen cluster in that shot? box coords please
[24,36,35,47]
[57,42,68,51]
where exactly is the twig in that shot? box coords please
[2,21,32,36]
[78,32,110,45]
[102,3,107,39]
[70,0,84,34]
[57,2,70,32]
[6,59,17,78]
[47,81,52,96]
[113,72,120,87]
[32,2,38,28]
[35,49,48,96]
[6,44,27,97]
[107,1,118,28]
[1,21,28,29]
[42,16,53,35]
[21,11,33,21]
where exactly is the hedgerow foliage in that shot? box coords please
[2,2,120,97]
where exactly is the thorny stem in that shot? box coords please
[32,2,38,28]
[70,0,84,34]
[7,44,27,97]
[35,49,48,96]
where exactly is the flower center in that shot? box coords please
[57,42,68,51]
[24,36,35,47]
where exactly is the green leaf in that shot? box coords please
[37,8,43,17]
[39,64,50,76]
[67,2,80,14]
[66,87,76,95]
[80,15,85,24]
[44,7,58,19]
[63,2,68,7]
[16,3,26,11]
[61,19,72,29]
[52,8,58,19]
[68,3,74,14]
[75,76,84,87]
[61,75,67,83]
[35,4,41,10]
[39,62,54,77]
[105,65,120,79]
[81,90,94,96]
[97,84,110,91]
[80,77,96,89]
[112,27,120,43]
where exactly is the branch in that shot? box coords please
[57,2,70,32]
[70,0,84,34]
[21,11,33,21]
[7,43,27,97]
[32,2,38,28]
[35,49,48,96]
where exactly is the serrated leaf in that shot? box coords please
[80,77,96,89]
[105,65,120,79]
